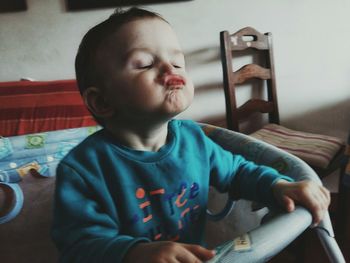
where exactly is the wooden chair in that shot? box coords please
[219,27,345,179]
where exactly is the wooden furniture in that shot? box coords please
[336,133,350,245]
[219,27,345,179]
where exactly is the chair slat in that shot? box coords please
[237,99,274,120]
[233,64,271,84]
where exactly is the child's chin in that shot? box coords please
[165,95,192,112]
[166,101,191,115]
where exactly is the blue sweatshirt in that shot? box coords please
[52,120,290,262]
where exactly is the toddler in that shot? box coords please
[52,7,330,263]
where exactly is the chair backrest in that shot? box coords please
[220,27,280,132]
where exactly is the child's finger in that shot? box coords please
[281,195,295,212]
[314,187,330,214]
[309,192,327,225]
[320,186,331,206]
[175,251,202,263]
[183,244,216,261]
[311,206,325,226]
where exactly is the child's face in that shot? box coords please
[96,17,194,123]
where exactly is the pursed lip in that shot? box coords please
[163,75,186,88]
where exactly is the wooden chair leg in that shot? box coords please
[335,167,349,243]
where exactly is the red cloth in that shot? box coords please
[0,80,96,137]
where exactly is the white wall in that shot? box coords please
[0,0,349,140]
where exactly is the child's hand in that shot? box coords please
[124,241,215,263]
[272,180,330,226]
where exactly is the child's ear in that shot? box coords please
[83,87,114,118]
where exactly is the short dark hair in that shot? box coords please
[75,7,166,96]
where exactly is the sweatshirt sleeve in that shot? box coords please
[51,163,150,263]
[206,136,293,206]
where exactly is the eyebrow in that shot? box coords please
[124,48,184,60]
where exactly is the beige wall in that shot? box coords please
[0,0,349,140]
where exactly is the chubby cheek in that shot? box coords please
[124,77,163,110]
[186,78,195,101]
[113,74,152,99]
[133,76,159,98]
[179,77,194,108]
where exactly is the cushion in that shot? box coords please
[0,80,97,137]
[0,126,100,183]
[250,124,344,169]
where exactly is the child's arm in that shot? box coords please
[204,133,330,225]
[124,241,215,263]
[272,180,331,225]
[52,163,150,263]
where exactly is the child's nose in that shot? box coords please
[159,61,175,75]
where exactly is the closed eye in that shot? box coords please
[138,64,153,69]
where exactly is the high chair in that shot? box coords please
[201,124,345,262]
